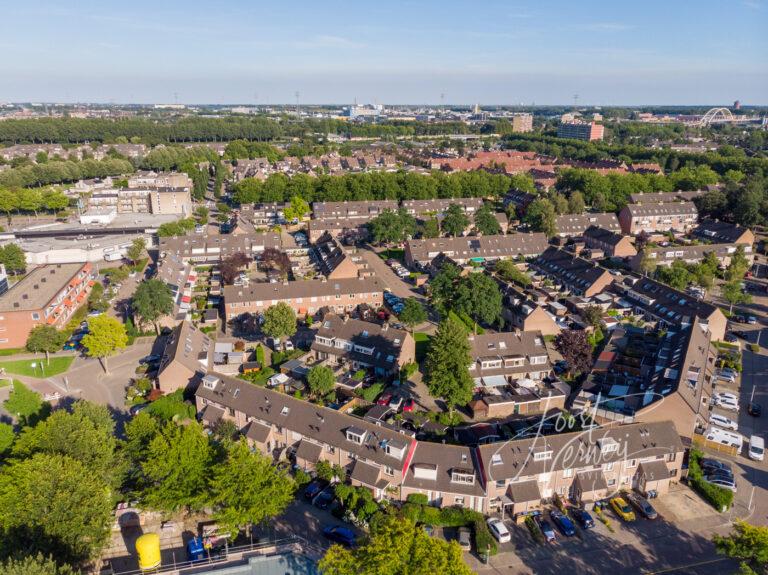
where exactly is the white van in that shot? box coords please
[705,427,744,449]
[749,435,764,461]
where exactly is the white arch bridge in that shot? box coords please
[696,107,763,127]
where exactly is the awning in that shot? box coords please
[76,292,86,302]
[63,299,73,307]
[181,295,192,304]
[508,480,542,503]
[47,316,57,325]
[295,439,323,464]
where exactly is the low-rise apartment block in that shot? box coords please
[310,314,415,378]
[155,254,197,318]
[0,263,94,349]
[557,121,604,141]
[555,213,621,237]
[404,233,549,268]
[618,202,698,235]
[530,247,615,298]
[630,242,754,271]
[582,226,637,258]
[223,276,385,321]
[86,187,192,216]
[629,190,707,204]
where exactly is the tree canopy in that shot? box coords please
[473,203,501,235]
[441,204,470,237]
[554,330,593,376]
[25,325,66,362]
[262,302,297,340]
[132,279,174,333]
[81,315,128,373]
[399,298,428,329]
[713,520,768,575]
[424,318,473,411]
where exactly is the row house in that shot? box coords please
[310,314,415,378]
[618,202,698,236]
[614,276,727,341]
[582,226,637,259]
[530,247,615,298]
[155,254,197,318]
[313,233,365,279]
[629,190,707,204]
[159,232,282,263]
[223,276,385,321]
[468,330,552,387]
[630,242,754,271]
[0,263,95,349]
[554,213,621,238]
[692,220,755,246]
[307,218,371,243]
[195,374,683,516]
[156,321,212,393]
[401,197,484,218]
[313,200,398,221]
[404,233,549,268]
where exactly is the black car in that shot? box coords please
[314,490,335,510]
[724,333,738,343]
[748,402,762,417]
[571,508,595,529]
[304,480,327,501]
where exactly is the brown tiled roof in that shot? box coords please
[224,276,385,305]
[402,442,485,496]
[555,213,621,236]
[508,480,542,502]
[406,233,548,263]
[295,439,323,464]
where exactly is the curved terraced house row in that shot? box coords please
[195,373,685,517]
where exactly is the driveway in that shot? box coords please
[358,246,422,300]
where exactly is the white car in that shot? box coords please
[487,518,511,543]
[715,392,739,402]
[715,372,736,383]
[710,413,739,431]
[714,396,740,412]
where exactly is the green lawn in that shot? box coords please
[378,248,405,262]
[0,356,75,378]
[414,332,432,362]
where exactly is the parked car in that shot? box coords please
[322,525,357,547]
[457,527,472,551]
[535,517,557,543]
[626,493,658,519]
[129,403,148,416]
[304,480,327,500]
[701,458,731,474]
[486,518,510,543]
[141,354,161,364]
[571,508,594,529]
[610,497,636,521]
[747,315,758,325]
[388,395,403,410]
[725,333,738,343]
[63,339,79,351]
[748,402,762,417]
[284,341,295,351]
[710,413,739,431]
[702,475,737,492]
[713,396,740,412]
[715,392,739,402]
[314,490,335,510]
[549,510,576,536]
[715,372,736,384]
[376,393,393,406]
[402,398,415,412]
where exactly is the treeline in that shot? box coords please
[231,170,520,205]
[0,116,494,146]
[503,133,768,175]
[0,157,134,189]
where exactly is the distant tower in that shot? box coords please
[573,94,579,109]
[473,103,480,115]
[295,91,300,116]
[734,100,741,110]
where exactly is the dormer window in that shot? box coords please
[413,463,438,480]
[491,453,503,466]
[385,440,407,459]
[346,427,367,445]
[280,406,290,416]
[533,450,552,461]
[597,437,619,454]
[451,469,476,484]
[202,375,219,390]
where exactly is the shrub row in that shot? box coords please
[688,449,734,511]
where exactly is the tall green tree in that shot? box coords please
[722,280,751,314]
[424,318,473,412]
[568,191,586,214]
[132,279,174,334]
[398,298,428,329]
[0,554,78,575]
[142,421,214,513]
[524,198,558,237]
[25,325,65,363]
[3,381,48,427]
[126,237,146,265]
[713,520,768,575]
[0,244,27,275]
[283,195,310,222]
[473,204,501,235]
[307,365,336,399]
[0,422,14,459]
[81,315,128,374]
[429,263,461,318]
[319,513,472,575]
[262,302,297,341]
[210,440,295,537]
[0,453,113,565]
[441,204,470,237]
[454,272,503,327]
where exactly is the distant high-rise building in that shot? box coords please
[734,100,741,110]
[557,121,604,141]
[511,114,533,133]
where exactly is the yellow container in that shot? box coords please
[136,533,161,570]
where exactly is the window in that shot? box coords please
[495,480,505,488]
[492,454,503,466]
[533,450,552,462]
[668,453,676,462]
[603,462,614,471]
[455,497,465,507]
[384,466,394,476]
[607,478,616,487]
[626,459,637,468]
[451,471,475,485]
[31,312,40,321]
[281,406,290,416]
[563,468,573,478]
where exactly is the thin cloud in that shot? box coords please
[742,0,762,8]
[584,22,635,31]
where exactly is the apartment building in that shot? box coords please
[156,320,212,393]
[530,247,615,298]
[582,226,637,258]
[310,314,415,377]
[615,276,727,341]
[404,233,549,268]
[159,233,282,263]
[692,220,755,246]
[618,202,698,235]
[223,276,385,321]
[86,187,192,216]
[630,242,754,271]
[511,113,534,133]
[478,420,683,514]
[555,213,621,238]
[313,200,398,220]
[128,170,193,189]
[195,372,683,514]
[557,121,604,141]
[0,263,94,349]
[401,198,484,218]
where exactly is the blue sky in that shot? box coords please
[1,0,766,105]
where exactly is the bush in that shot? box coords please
[406,493,429,506]
[748,343,760,353]
[255,344,266,365]
[352,369,366,381]
[474,518,498,556]
[358,382,384,403]
[525,515,545,544]
[239,367,276,387]
[689,449,735,511]
[400,361,418,379]
[146,389,196,421]
[294,468,311,489]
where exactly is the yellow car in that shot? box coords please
[610,497,636,521]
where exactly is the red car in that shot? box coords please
[376,393,393,406]
[377,309,390,321]
[402,398,415,412]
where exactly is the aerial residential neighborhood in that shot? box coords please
[0,2,766,575]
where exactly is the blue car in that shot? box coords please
[322,525,356,547]
[571,508,595,529]
[304,480,327,501]
[549,510,576,537]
